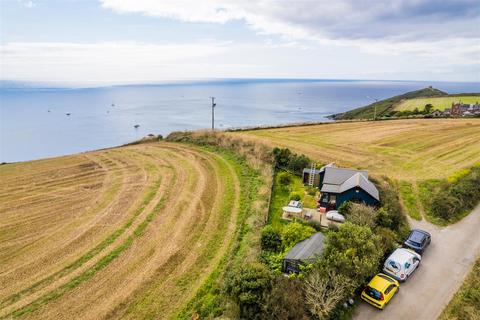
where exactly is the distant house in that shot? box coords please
[318,166,380,212]
[431,110,442,117]
[283,232,325,274]
[443,108,451,116]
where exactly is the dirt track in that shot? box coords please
[0,142,248,319]
[354,205,480,320]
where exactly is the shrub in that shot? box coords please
[337,201,352,215]
[373,176,410,238]
[430,166,480,222]
[272,147,312,175]
[261,225,282,252]
[345,203,378,228]
[224,263,273,319]
[281,222,316,250]
[261,277,309,320]
[289,192,302,201]
[322,222,383,288]
[278,172,293,186]
[375,227,399,259]
[305,186,317,196]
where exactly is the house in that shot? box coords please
[431,110,443,117]
[302,162,336,188]
[318,166,379,212]
[282,232,325,274]
[443,108,451,116]
[451,103,470,116]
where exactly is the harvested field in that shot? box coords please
[234,119,480,221]
[0,142,258,319]
[236,119,480,181]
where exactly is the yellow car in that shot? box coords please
[361,273,400,310]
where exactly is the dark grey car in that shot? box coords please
[403,229,431,255]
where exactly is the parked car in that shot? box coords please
[403,229,431,254]
[361,273,399,310]
[325,210,345,223]
[383,248,421,282]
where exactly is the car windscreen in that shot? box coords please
[364,286,382,300]
[409,231,425,246]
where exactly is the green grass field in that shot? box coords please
[395,96,480,111]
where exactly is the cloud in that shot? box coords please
[100,0,480,42]
[18,0,36,8]
[0,41,229,83]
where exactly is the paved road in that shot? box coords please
[354,205,480,320]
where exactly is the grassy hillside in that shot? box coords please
[0,142,264,319]
[234,119,480,222]
[395,95,480,112]
[332,87,447,120]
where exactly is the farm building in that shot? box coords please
[282,232,325,274]
[302,162,336,187]
[318,166,379,212]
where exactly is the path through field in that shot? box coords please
[0,142,251,319]
[354,205,480,320]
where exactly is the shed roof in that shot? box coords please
[284,232,325,261]
[303,162,336,175]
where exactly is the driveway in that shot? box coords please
[354,205,480,320]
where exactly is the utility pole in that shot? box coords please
[366,96,379,121]
[210,97,216,130]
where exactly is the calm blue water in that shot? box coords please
[1,79,479,163]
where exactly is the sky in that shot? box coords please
[1,0,479,84]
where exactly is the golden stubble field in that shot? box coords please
[0,142,244,319]
[235,119,480,181]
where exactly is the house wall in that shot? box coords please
[320,187,379,209]
[337,187,379,208]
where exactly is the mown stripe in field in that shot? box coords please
[0,152,162,311]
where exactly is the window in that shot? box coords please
[405,262,411,269]
[364,286,382,300]
[387,260,400,272]
[329,194,336,204]
[384,284,395,294]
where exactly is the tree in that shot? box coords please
[322,222,382,287]
[224,263,273,319]
[424,103,433,114]
[261,225,282,252]
[261,277,309,320]
[304,267,354,320]
[272,147,292,169]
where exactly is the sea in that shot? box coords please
[1,79,479,163]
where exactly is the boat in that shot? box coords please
[134,124,140,129]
